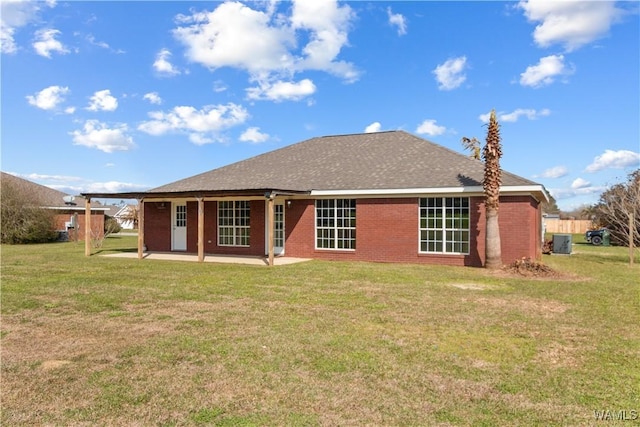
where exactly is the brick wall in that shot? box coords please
[144,200,266,256]
[497,196,542,263]
[287,197,486,267]
[54,211,104,241]
[143,196,542,267]
[144,202,171,251]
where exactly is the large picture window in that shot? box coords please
[315,199,356,250]
[218,200,250,247]
[419,197,469,254]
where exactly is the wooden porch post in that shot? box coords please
[197,197,205,262]
[267,196,275,266]
[138,199,145,260]
[84,197,91,256]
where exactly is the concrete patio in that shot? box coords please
[101,252,311,266]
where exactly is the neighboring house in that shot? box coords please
[113,204,137,229]
[82,131,548,267]
[1,172,106,241]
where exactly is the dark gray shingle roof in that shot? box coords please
[1,172,80,207]
[150,131,539,193]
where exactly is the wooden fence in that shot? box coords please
[543,219,593,234]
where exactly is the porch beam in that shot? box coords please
[84,197,91,256]
[267,196,275,266]
[138,199,145,260]
[197,197,204,262]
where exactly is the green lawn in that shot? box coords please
[1,236,638,426]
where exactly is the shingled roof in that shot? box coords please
[150,131,540,194]
[1,172,76,207]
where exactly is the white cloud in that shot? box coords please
[70,120,134,153]
[64,106,76,114]
[571,177,591,189]
[499,108,551,122]
[1,0,56,54]
[189,134,213,145]
[518,0,624,52]
[246,78,316,102]
[84,181,148,193]
[22,173,82,182]
[213,80,228,93]
[364,122,381,133]
[585,150,640,173]
[26,85,69,110]
[87,89,118,112]
[32,28,69,58]
[549,184,606,201]
[143,92,162,105]
[138,103,249,144]
[86,34,125,54]
[173,0,359,93]
[538,166,568,179]
[239,127,269,143]
[153,48,181,76]
[433,56,467,91]
[174,2,294,73]
[387,7,407,36]
[289,0,358,81]
[520,54,574,88]
[479,108,551,123]
[1,26,18,54]
[416,119,446,136]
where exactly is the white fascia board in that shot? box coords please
[43,206,110,211]
[310,185,548,199]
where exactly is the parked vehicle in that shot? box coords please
[585,228,609,246]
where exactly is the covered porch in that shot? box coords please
[81,189,309,266]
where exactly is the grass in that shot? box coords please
[1,236,639,426]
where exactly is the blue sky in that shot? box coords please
[2,0,639,210]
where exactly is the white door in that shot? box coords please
[265,201,285,255]
[172,203,187,251]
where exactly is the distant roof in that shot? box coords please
[149,131,540,194]
[1,172,97,210]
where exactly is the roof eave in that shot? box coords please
[310,185,548,199]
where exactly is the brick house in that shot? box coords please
[1,172,106,241]
[82,131,548,266]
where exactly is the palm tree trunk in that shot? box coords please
[485,206,502,269]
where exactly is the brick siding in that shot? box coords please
[143,196,542,267]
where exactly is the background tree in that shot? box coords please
[591,169,639,264]
[482,110,503,269]
[542,194,560,215]
[1,179,58,244]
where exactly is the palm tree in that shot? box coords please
[483,109,503,269]
[461,136,481,160]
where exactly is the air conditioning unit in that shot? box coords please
[552,234,572,255]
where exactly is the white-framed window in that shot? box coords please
[315,199,356,250]
[419,197,470,254]
[175,204,187,227]
[218,200,250,247]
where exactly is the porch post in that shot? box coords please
[84,197,91,256]
[267,196,275,266]
[138,198,145,260]
[197,197,204,262]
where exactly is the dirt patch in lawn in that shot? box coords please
[475,296,569,319]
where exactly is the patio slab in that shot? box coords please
[101,252,311,266]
